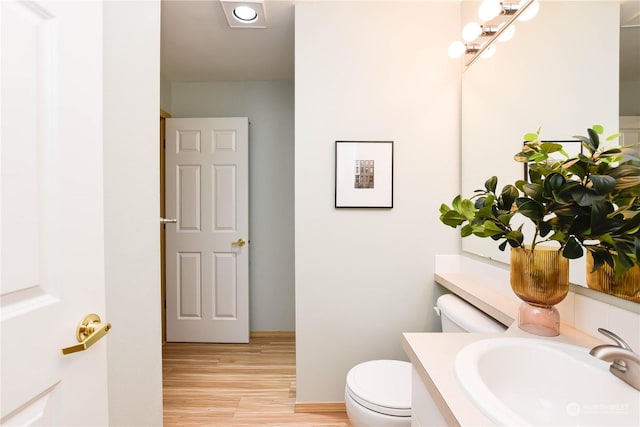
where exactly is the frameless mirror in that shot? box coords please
[460,1,638,299]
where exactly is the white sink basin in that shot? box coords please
[456,337,640,426]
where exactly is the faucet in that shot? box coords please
[589,328,640,391]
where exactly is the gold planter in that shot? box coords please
[586,253,640,303]
[510,246,569,307]
[510,246,569,337]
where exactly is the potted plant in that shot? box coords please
[439,125,640,334]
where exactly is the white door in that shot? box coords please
[1,1,109,425]
[165,118,249,343]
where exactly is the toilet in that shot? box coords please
[344,293,507,427]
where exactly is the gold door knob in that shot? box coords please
[62,314,112,355]
[231,238,246,247]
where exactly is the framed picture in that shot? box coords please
[523,140,582,181]
[335,141,393,208]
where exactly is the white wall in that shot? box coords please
[295,1,461,403]
[170,81,296,331]
[103,1,164,425]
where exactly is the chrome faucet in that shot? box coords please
[589,328,640,391]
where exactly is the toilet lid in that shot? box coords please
[346,360,411,417]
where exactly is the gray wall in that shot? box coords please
[169,81,295,331]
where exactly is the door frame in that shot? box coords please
[160,108,171,342]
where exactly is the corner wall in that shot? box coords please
[104,1,163,425]
[170,81,295,331]
[294,1,461,402]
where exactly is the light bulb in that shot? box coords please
[478,0,501,22]
[448,41,466,59]
[480,43,497,59]
[518,0,539,22]
[462,22,482,42]
[233,5,258,23]
[497,23,516,42]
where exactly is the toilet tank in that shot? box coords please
[436,294,507,333]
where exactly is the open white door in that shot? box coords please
[165,118,249,343]
[1,1,109,424]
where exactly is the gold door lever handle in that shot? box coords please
[62,314,112,355]
[231,238,246,247]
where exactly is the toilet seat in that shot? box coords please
[345,360,411,417]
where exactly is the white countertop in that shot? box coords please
[403,256,606,426]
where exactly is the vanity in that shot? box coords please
[403,255,640,426]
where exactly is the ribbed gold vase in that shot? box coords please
[586,253,640,303]
[510,246,569,337]
[510,246,569,307]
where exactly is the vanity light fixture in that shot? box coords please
[448,42,480,59]
[448,0,538,68]
[220,0,267,28]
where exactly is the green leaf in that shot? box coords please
[521,183,543,201]
[440,210,467,227]
[543,173,565,194]
[497,212,515,226]
[605,132,622,142]
[571,187,605,207]
[500,185,519,210]
[540,142,563,154]
[618,211,640,234]
[483,194,495,207]
[461,224,473,237]
[460,199,476,220]
[592,125,604,135]
[498,240,508,251]
[590,201,614,235]
[506,229,524,247]
[588,128,600,151]
[451,195,462,212]
[539,221,552,237]
[483,221,505,236]
[590,175,617,195]
[515,198,544,220]
[524,132,539,142]
[600,148,622,158]
[439,204,451,215]
[484,176,498,193]
[575,135,596,154]
[562,236,583,259]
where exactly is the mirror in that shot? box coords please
[461,1,639,298]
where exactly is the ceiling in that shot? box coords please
[160,0,639,83]
[161,0,295,81]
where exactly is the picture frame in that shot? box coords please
[523,140,582,181]
[335,141,393,208]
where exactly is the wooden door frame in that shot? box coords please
[160,109,171,342]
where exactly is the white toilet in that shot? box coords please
[344,293,507,427]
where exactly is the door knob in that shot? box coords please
[62,314,112,355]
[160,217,177,224]
[231,238,246,247]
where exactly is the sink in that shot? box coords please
[455,337,640,426]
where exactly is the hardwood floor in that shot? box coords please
[162,334,353,426]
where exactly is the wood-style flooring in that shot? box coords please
[162,334,353,426]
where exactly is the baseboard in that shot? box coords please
[249,331,295,339]
[294,402,346,414]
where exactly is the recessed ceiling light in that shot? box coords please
[220,0,267,28]
[233,6,258,23]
